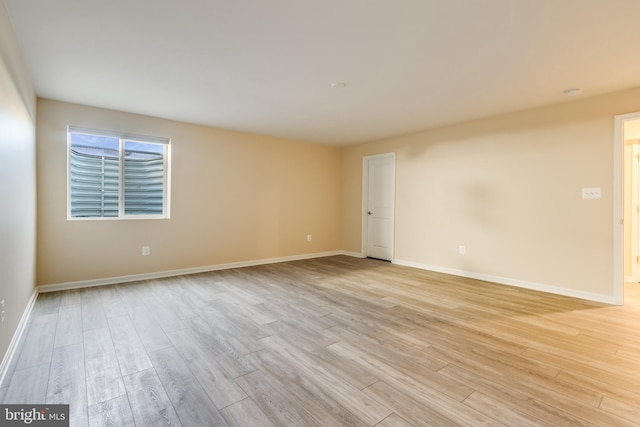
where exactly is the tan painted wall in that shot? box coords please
[36,99,342,285]
[0,3,37,363]
[343,88,640,299]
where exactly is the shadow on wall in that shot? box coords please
[398,89,614,163]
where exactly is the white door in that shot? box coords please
[365,154,395,261]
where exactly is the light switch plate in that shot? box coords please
[582,187,601,199]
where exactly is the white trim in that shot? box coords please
[0,289,39,388]
[632,143,640,281]
[340,250,365,258]
[614,112,640,305]
[632,142,638,280]
[38,251,343,293]
[362,152,396,260]
[393,258,616,304]
[361,157,368,256]
[68,125,170,145]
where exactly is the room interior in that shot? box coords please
[1,1,640,425]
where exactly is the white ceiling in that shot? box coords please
[5,0,640,146]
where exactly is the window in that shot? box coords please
[68,126,170,219]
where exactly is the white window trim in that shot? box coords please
[67,125,171,220]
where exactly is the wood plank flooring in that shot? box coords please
[1,255,640,426]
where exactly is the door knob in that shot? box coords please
[367,211,373,215]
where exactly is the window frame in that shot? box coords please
[67,126,171,220]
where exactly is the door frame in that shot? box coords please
[361,152,396,260]
[632,143,640,281]
[614,112,640,305]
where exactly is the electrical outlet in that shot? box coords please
[459,245,466,255]
[142,246,150,256]
[307,234,312,242]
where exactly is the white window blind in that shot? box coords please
[68,127,170,219]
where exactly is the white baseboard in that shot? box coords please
[340,251,365,258]
[0,289,38,388]
[393,259,616,304]
[38,251,345,293]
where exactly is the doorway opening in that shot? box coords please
[615,112,640,305]
[623,117,640,284]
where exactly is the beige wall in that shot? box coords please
[0,3,37,364]
[36,99,342,285]
[343,88,640,300]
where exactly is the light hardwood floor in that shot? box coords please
[1,256,639,426]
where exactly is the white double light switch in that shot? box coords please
[582,187,601,199]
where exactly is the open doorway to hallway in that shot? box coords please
[622,116,640,303]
